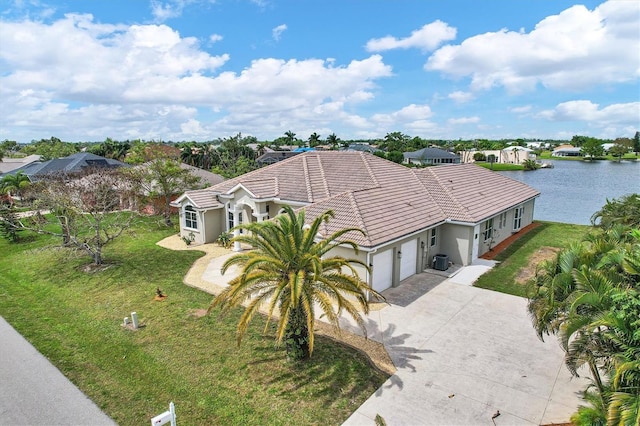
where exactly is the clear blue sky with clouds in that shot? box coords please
[1,0,638,143]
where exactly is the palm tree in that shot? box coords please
[308,132,321,148]
[529,226,640,424]
[0,171,31,201]
[209,206,382,360]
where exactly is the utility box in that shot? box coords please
[433,254,449,271]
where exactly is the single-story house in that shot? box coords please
[256,150,301,166]
[172,152,539,294]
[0,155,42,177]
[552,145,582,157]
[6,152,128,182]
[137,162,225,215]
[403,147,460,166]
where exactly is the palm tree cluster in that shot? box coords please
[528,194,640,425]
[209,206,382,361]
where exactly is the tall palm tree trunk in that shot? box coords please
[285,304,310,360]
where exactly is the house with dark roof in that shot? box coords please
[403,147,460,166]
[172,151,539,293]
[7,152,128,181]
[256,150,301,166]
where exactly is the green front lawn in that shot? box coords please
[474,221,590,297]
[475,162,524,171]
[0,218,387,425]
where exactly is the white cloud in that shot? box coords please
[366,20,456,52]
[447,116,480,125]
[209,33,223,43]
[0,14,395,141]
[272,24,287,41]
[447,91,474,103]
[538,100,640,125]
[370,104,434,133]
[509,105,532,114]
[426,1,640,93]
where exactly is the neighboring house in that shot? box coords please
[403,147,460,166]
[0,155,42,177]
[552,145,582,157]
[500,146,536,164]
[461,147,536,164]
[172,152,539,294]
[6,152,128,181]
[601,143,615,152]
[343,143,380,154]
[256,150,301,166]
[137,162,225,215]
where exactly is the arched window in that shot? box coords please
[184,205,197,229]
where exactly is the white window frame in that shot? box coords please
[430,228,437,247]
[513,205,524,231]
[482,218,494,241]
[498,212,507,229]
[184,205,197,230]
[228,210,243,232]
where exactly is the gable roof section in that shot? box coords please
[174,189,223,210]
[182,152,539,247]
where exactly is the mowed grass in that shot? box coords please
[474,221,590,297]
[0,217,387,425]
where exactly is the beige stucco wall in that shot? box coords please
[440,223,474,266]
[203,209,224,243]
[477,198,536,257]
[326,245,369,285]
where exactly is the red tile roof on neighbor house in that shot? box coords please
[179,151,540,247]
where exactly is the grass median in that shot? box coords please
[0,217,387,425]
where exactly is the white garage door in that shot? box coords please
[372,249,393,293]
[400,240,418,281]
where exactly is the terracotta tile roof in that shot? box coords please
[414,163,540,223]
[179,189,223,209]
[186,152,539,247]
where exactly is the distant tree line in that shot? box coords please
[1,130,638,177]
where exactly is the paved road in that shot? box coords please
[0,316,116,426]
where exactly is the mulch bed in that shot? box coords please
[480,222,542,261]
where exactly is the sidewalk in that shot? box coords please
[0,317,116,426]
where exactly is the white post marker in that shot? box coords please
[151,402,176,426]
[131,312,139,329]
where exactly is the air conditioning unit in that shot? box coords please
[433,254,449,271]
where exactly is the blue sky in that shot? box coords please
[1,0,638,143]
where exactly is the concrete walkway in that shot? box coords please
[0,317,116,426]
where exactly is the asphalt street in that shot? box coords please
[0,316,116,426]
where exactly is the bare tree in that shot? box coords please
[21,168,140,265]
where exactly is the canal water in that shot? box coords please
[498,159,639,225]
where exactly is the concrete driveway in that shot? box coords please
[341,267,588,426]
[190,245,588,425]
